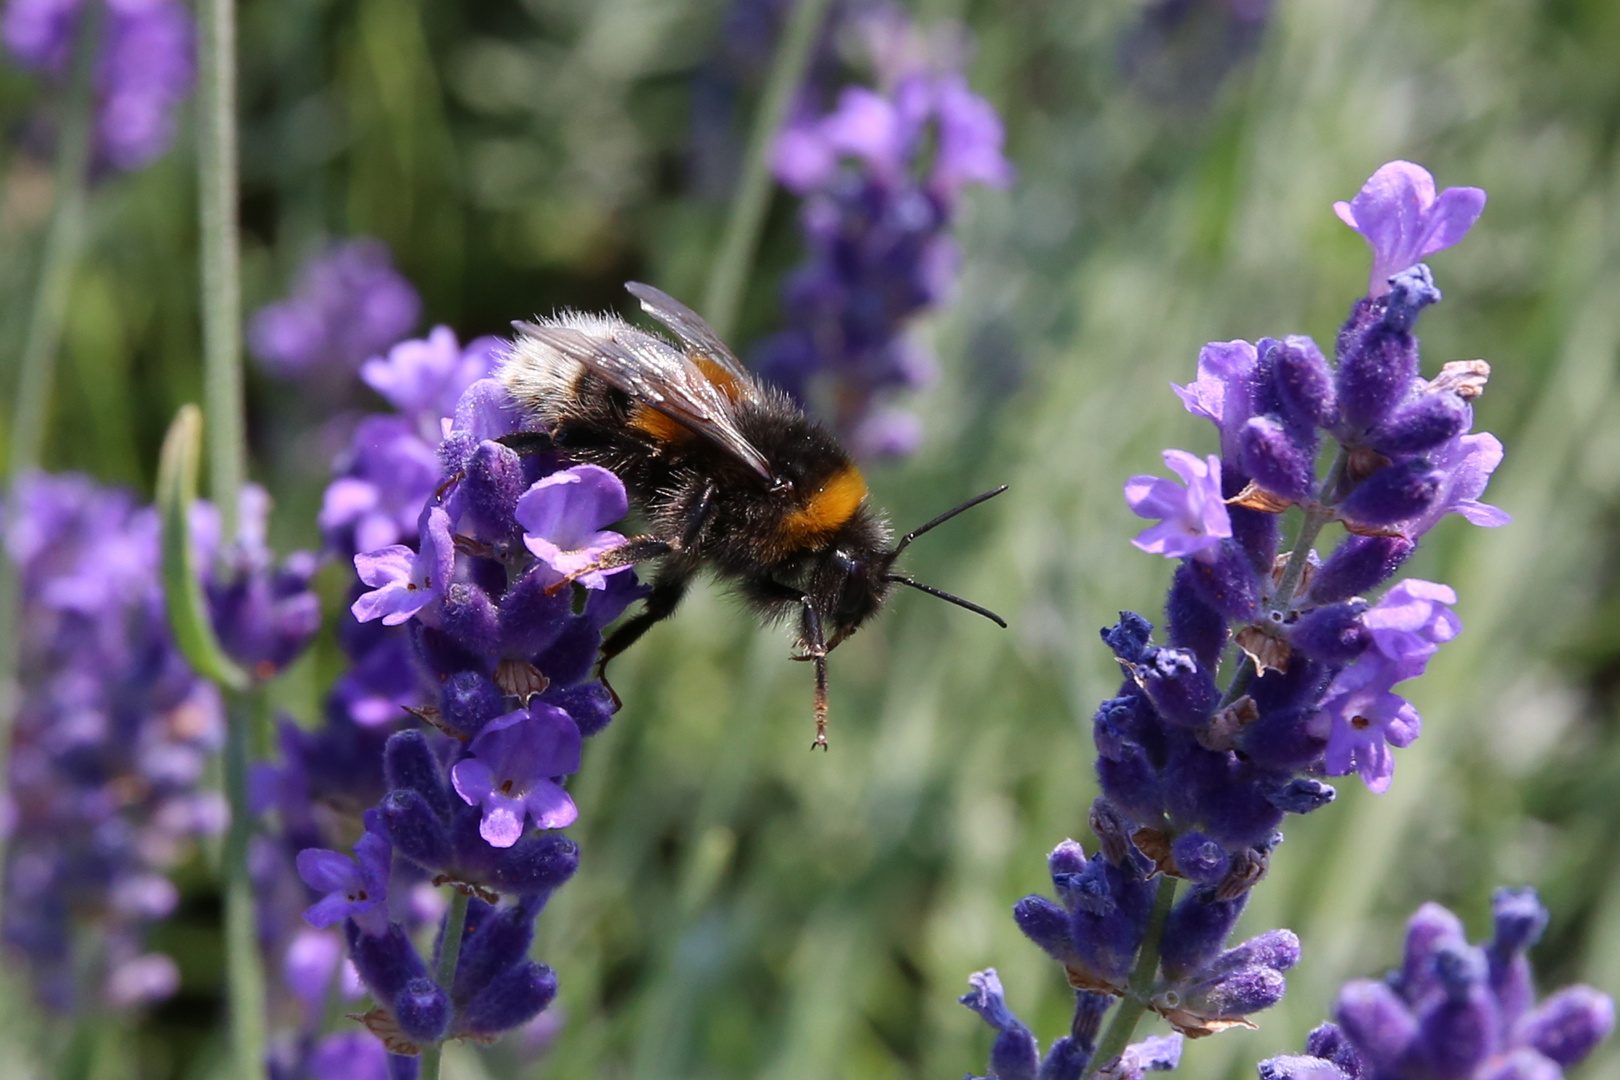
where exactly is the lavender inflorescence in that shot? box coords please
[2,0,196,173]
[1,475,317,1012]
[268,325,642,1065]
[962,162,1609,1079]
[1260,890,1614,1080]
[761,3,1012,458]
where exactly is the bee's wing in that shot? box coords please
[624,282,756,388]
[513,319,776,481]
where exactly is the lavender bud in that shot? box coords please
[1382,265,1441,333]
[1138,648,1218,727]
[1171,834,1231,886]
[1049,839,1088,881]
[1309,536,1414,604]
[1335,980,1419,1069]
[439,583,502,662]
[544,682,617,737]
[394,977,451,1043]
[1187,542,1261,623]
[1102,612,1155,664]
[1339,460,1443,528]
[378,790,452,870]
[347,923,428,1002]
[488,833,580,895]
[459,961,558,1036]
[383,731,452,820]
[453,904,534,1004]
[1490,888,1550,956]
[1241,707,1328,771]
[1400,903,1468,1003]
[1256,1054,1351,1080]
[1241,416,1317,501]
[1166,564,1229,672]
[460,441,526,544]
[441,671,506,737]
[1289,603,1370,663]
[534,620,601,686]
[1160,888,1245,981]
[1272,336,1339,431]
[1014,896,1077,964]
[498,567,572,658]
[1037,1036,1088,1080]
[1265,778,1337,815]
[1183,964,1287,1018]
[1475,1048,1563,1080]
[1304,1021,1367,1078]
[1416,947,1496,1077]
[1337,327,1419,434]
[1369,393,1470,456]
[1518,986,1616,1068]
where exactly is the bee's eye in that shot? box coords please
[830,550,859,575]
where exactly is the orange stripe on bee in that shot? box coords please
[629,403,691,444]
[694,355,743,401]
[781,464,867,543]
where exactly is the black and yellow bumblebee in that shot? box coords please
[498,282,1005,749]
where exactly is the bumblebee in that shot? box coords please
[498,282,1005,749]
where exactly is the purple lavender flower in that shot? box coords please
[761,6,1012,457]
[1360,579,1460,680]
[1172,340,1259,463]
[514,465,631,590]
[2,473,315,1013]
[296,830,393,937]
[451,704,582,848]
[249,239,421,379]
[1404,432,1510,537]
[360,326,503,442]
[351,506,455,627]
[1334,161,1486,298]
[3,0,195,172]
[1259,890,1613,1080]
[1125,451,1232,561]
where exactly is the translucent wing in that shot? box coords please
[625,282,755,387]
[512,318,775,481]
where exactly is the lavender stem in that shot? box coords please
[1083,875,1180,1078]
[418,889,473,1080]
[700,0,832,339]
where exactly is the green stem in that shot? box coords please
[197,0,245,545]
[700,0,832,339]
[418,889,472,1080]
[0,0,103,937]
[221,691,267,1080]
[1084,875,1180,1077]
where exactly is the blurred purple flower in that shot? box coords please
[320,416,442,556]
[2,0,195,172]
[1125,450,1231,561]
[361,326,503,442]
[249,239,421,378]
[515,465,630,590]
[451,704,582,848]
[1334,161,1487,298]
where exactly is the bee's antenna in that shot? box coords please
[891,485,1008,556]
[885,575,1007,628]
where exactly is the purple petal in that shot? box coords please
[525,780,578,830]
[451,757,495,806]
[352,546,414,589]
[515,465,630,550]
[301,892,355,930]
[1125,476,1187,520]
[296,848,360,893]
[1417,186,1488,260]
[479,795,526,848]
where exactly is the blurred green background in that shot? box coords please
[4,0,1620,1076]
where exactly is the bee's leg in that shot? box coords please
[495,430,557,456]
[680,480,718,549]
[799,605,830,751]
[542,536,672,595]
[594,569,692,705]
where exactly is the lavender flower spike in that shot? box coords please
[1333,161,1486,297]
[351,506,454,626]
[515,465,631,589]
[1125,451,1232,561]
[451,703,583,848]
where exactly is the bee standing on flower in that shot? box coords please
[498,282,1007,748]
